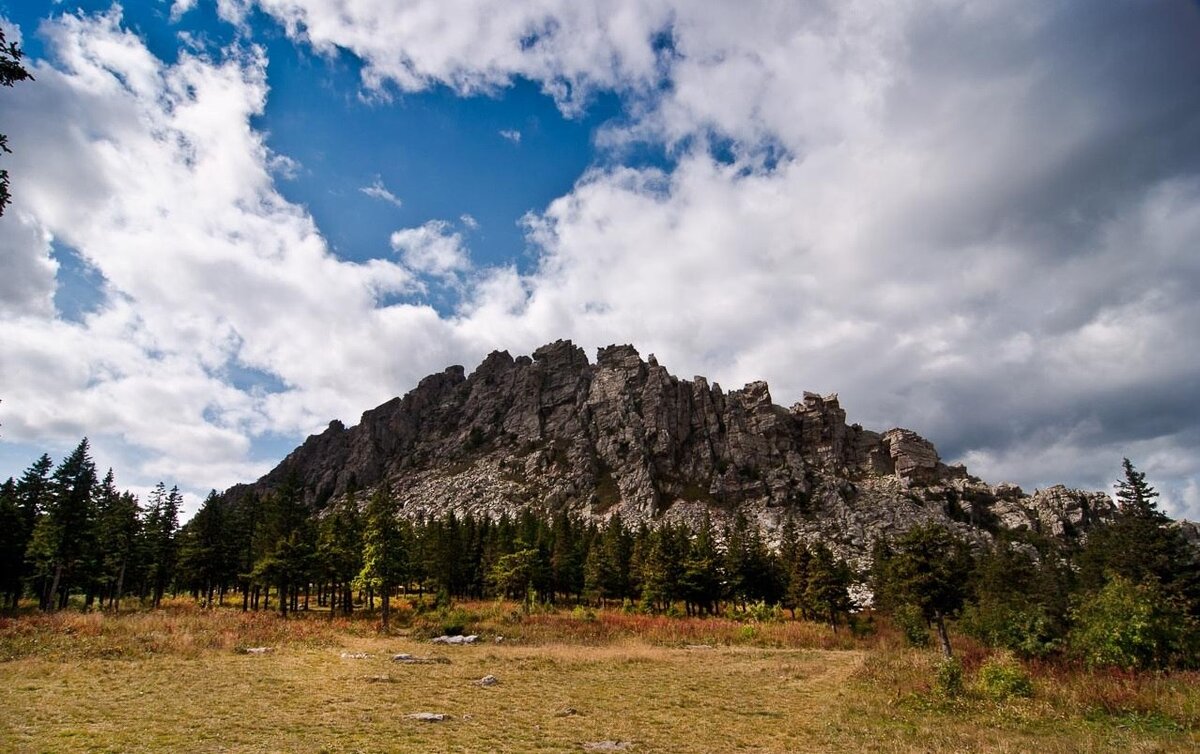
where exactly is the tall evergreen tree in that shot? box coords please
[804,542,853,631]
[356,487,408,631]
[317,492,363,616]
[29,439,99,610]
[1078,459,1200,617]
[144,483,181,607]
[1115,457,1159,517]
[0,479,24,607]
[880,524,973,657]
[679,512,722,616]
[93,471,142,610]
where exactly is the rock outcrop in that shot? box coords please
[221,341,1116,557]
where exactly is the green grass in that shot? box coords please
[1,602,1197,753]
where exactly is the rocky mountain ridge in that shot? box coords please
[223,340,1115,556]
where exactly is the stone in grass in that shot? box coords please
[392,653,451,665]
[363,675,395,683]
[238,647,273,655]
[432,634,479,645]
[406,712,450,722]
[583,741,632,751]
[554,707,579,717]
[474,674,499,687]
[340,652,371,660]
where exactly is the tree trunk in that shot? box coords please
[45,563,63,612]
[934,611,953,658]
[381,589,391,632]
[113,561,126,613]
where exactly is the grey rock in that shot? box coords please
[474,674,499,686]
[406,712,450,722]
[431,634,479,645]
[220,341,1119,562]
[392,653,451,665]
[583,742,632,751]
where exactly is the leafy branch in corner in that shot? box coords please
[0,26,34,217]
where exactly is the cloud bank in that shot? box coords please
[3,2,1199,519]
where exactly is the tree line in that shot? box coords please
[3,443,1197,668]
[0,439,180,611]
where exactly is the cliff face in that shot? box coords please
[223,340,1115,556]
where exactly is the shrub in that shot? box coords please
[961,602,1061,659]
[894,603,930,648]
[435,606,471,637]
[934,656,964,698]
[1069,577,1193,671]
[740,601,783,623]
[976,653,1033,699]
[571,605,598,622]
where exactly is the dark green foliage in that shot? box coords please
[357,486,407,630]
[177,491,239,606]
[962,541,1069,658]
[803,542,853,632]
[1077,460,1199,615]
[0,479,25,607]
[1115,457,1158,517]
[876,523,973,657]
[30,439,99,610]
[94,472,142,610]
[315,492,363,615]
[679,512,721,615]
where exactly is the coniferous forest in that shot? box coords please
[2,440,1198,670]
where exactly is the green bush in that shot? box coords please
[975,653,1033,699]
[741,600,783,623]
[1069,576,1193,670]
[894,603,930,648]
[571,605,598,622]
[961,602,1061,659]
[436,606,471,637]
[934,656,964,698]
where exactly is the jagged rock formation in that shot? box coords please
[223,340,1115,557]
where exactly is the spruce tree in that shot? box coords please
[357,487,408,631]
[32,439,99,610]
[1115,457,1160,518]
[880,524,973,657]
[804,542,853,632]
[0,479,24,607]
[1078,459,1199,618]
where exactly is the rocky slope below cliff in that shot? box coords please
[223,340,1115,556]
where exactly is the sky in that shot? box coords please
[1,0,1199,521]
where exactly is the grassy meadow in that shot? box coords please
[1,601,1197,753]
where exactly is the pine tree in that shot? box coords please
[1115,457,1161,518]
[1078,459,1200,618]
[31,439,99,610]
[679,512,721,616]
[144,483,181,608]
[804,542,852,632]
[177,491,236,606]
[880,524,973,657]
[316,492,363,616]
[0,479,24,607]
[356,487,408,631]
[93,470,142,610]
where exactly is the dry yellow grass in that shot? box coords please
[1,606,1197,753]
